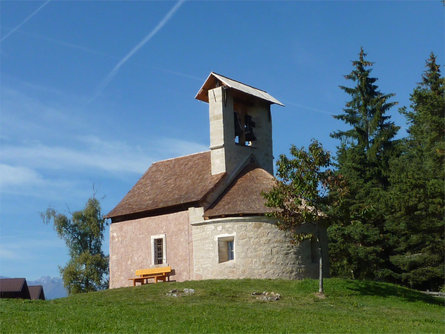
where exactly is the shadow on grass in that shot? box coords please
[345,280,444,306]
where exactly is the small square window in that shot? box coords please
[218,236,235,263]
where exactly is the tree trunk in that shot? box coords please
[317,231,324,294]
[319,245,323,293]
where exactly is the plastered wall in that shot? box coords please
[109,210,192,288]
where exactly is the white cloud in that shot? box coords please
[1,142,149,174]
[0,247,20,260]
[0,164,43,187]
[1,136,207,176]
[2,85,208,176]
[158,138,208,158]
[1,78,208,202]
[0,236,64,261]
[0,165,79,199]
[1,85,86,139]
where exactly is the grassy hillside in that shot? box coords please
[0,278,443,333]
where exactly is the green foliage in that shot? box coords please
[0,279,443,333]
[42,197,109,294]
[263,140,334,232]
[386,53,445,290]
[328,48,399,280]
[263,140,345,293]
[329,50,444,291]
[332,47,399,167]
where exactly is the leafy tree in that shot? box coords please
[328,48,399,280]
[42,197,109,294]
[387,53,445,290]
[263,140,344,294]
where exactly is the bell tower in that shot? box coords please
[196,72,283,176]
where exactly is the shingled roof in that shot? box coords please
[106,152,225,219]
[0,278,31,299]
[204,164,276,218]
[29,285,45,300]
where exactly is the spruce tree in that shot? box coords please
[328,48,399,280]
[387,53,444,290]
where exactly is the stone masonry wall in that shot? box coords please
[191,217,323,280]
[208,87,273,176]
[109,210,192,289]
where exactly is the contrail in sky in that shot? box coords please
[15,29,202,82]
[0,0,51,43]
[91,0,186,102]
[286,101,333,116]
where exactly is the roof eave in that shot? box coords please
[203,212,271,219]
[108,201,201,222]
[195,72,284,107]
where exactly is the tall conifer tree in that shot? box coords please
[387,53,444,290]
[328,48,399,280]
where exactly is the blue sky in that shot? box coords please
[1,0,443,280]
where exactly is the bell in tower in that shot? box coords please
[195,72,284,176]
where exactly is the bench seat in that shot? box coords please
[129,266,172,286]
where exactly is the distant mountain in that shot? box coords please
[28,276,68,300]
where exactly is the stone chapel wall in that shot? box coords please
[191,216,324,280]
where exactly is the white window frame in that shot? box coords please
[150,234,167,265]
[215,233,236,263]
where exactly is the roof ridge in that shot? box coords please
[211,72,269,93]
[152,150,210,165]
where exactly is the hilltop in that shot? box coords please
[0,278,443,333]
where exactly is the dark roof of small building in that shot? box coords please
[106,151,225,219]
[204,164,276,218]
[0,278,26,292]
[0,278,31,299]
[29,285,45,300]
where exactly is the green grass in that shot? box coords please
[1,278,443,333]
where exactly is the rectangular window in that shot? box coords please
[151,234,166,265]
[154,238,163,265]
[218,235,235,263]
[227,240,234,261]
